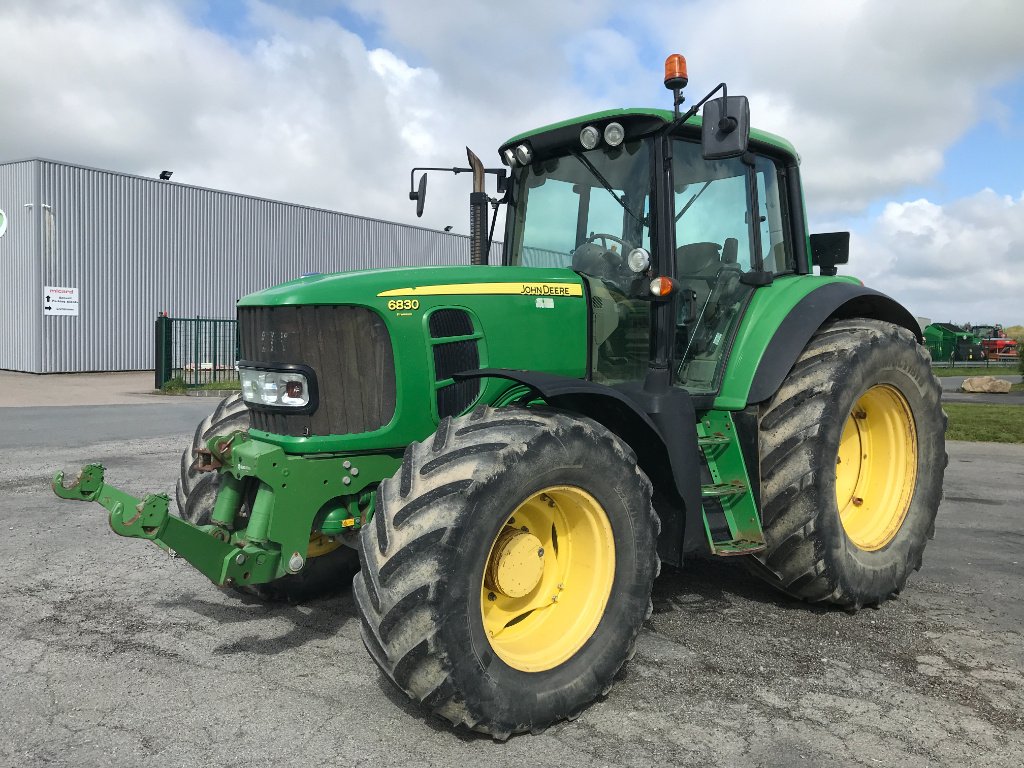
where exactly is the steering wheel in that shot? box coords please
[586,232,631,256]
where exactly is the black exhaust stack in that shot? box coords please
[467,148,488,265]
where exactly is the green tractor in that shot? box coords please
[54,55,946,738]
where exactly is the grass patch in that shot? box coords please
[159,376,187,394]
[192,379,240,391]
[943,403,1024,443]
[930,365,1018,377]
[159,377,240,394]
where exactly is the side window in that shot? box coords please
[673,153,752,273]
[756,156,793,274]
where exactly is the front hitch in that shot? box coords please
[53,440,400,588]
[53,463,172,541]
[52,463,278,586]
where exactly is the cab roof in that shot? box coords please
[500,107,799,164]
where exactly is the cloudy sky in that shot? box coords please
[2,0,1023,325]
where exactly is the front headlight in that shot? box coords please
[239,368,311,408]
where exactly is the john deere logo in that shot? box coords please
[0,209,7,238]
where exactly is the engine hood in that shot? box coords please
[237,265,585,307]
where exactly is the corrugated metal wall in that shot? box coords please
[2,158,499,373]
[0,161,41,372]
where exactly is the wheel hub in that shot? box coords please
[487,529,545,598]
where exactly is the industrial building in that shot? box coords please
[0,158,476,373]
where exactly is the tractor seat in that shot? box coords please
[676,240,732,315]
[676,241,723,280]
[676,238,742,331]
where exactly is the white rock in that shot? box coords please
[960,376,1012,394]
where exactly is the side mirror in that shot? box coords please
[809,231,850,276]
[408,173,428,217]
[701,95,750,160]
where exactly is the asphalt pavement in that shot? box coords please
[0,381,1021,767]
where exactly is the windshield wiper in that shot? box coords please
[675,180,712,222]
[571,152,642,228]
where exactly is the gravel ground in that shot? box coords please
[0,433,1021,768]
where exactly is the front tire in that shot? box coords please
[748,319,946,608]
[176,393,359,602]
[353,407,659,738]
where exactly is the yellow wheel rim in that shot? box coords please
[306,533,342,558]
[480,485,615,673]
[835,384,918,551]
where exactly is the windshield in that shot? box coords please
[506,138,653,293]
[505,138,654,384]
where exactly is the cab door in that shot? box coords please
[669,137,795,394]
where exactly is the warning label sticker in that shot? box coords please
[44,286,79,316]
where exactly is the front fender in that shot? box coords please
[457,368,705,565]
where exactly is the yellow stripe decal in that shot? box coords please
[377,282,583,298]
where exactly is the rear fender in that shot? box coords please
[744,283,922,405]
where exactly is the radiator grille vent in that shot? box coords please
[433,339,479,382]
[430,309,480,418]
[438,379,481,419]
[429,308,474,338]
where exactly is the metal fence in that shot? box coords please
[155,314,238,388]
[929,357,1018,370]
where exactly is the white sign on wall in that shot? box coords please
[44,286,79,316]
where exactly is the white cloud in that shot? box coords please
[1,0,1023,326]
[0,0,504,234]
[849,190,1024,325]
[641,0,1024,213]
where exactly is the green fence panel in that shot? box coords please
[155,315,238,388]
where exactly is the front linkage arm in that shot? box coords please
[52,462,276,585]
[52,436,401,589]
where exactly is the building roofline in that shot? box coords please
[0,156,468,241]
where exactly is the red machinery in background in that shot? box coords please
[969,324,1019,360]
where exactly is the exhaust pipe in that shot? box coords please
[467,148,487,266]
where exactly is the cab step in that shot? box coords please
[700,481,747,498]
[697,412,766,557]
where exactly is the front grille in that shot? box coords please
[238,306,396,437]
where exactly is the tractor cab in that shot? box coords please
[500,102,802,397]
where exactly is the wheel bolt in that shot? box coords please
[537,547,544,558]
[488,592,497,601]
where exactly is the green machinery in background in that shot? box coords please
[923,322,983,362]
[55,54,946,739]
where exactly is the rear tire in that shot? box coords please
[353,406,659,738]
[747,319,946,608]
[176,393,358,603]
